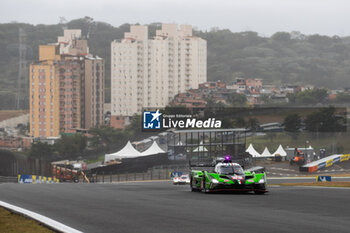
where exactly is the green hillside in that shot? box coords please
[1,17,350,109]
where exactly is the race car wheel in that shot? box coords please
[190,175,195,192]
[254,184,266,195]
[201,172,208,193]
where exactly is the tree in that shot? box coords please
[260,94,272,105]
[247,118,259,131]
[305,107,344,132]
[163,106,191,115]
[234,117,246,128]
[29,142,55,160]
[89,125,130,152]
[227,93,247,107]
[272,32,291,42]
[221,117,234,128]
[55,134,87,159]
[125,114,142,138]
[3,19,350,110]
[286,93,296,104]
[295,88,329,105]
[284,114,302,132]
[334,92,350,103]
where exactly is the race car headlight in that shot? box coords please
[211,178,219,184]
[258,176,266,183]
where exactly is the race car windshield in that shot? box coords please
[218,166,244,175]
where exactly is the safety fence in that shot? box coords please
[82,165,189,183]
[0,149,52,177]
[300,154,350,172]
[17,174,60,184]
[0,176,17,183]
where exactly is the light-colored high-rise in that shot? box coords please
[110,24,206,126]
[30,30,104,138]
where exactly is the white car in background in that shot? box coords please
[173,174,190,185]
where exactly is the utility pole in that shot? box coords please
[15,28,28,109]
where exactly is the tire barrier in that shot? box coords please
[17,174,60,184]
[300,154,350,172]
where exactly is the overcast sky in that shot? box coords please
[1,0,349,36]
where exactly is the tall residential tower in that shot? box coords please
[29,30,104,138]
[110,24,206,128]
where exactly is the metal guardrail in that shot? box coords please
[300,154,350,172]
[0,176,18,183]
[87,169,172,183]
[79,166,188,183]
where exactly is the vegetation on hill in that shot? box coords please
[2,17,350,109]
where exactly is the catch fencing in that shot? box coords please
[0,176,17,183]
[83,165,189,183]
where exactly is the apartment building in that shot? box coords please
[110,24,206,127]
[30,30,104,138]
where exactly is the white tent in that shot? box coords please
[193,145,208,152]
[260,147,273,158]
[272,145,287,157]
[245,144,260,158]
[105,141,142,162]
[192,141,208,153]
[141,141,166,156]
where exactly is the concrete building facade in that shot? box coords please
[30,30,104,138]
[110,24,206,125]
[83,57,104,129]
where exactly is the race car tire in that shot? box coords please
[190,175,196,192]
[254,184,266,195]
[201,172,208,193]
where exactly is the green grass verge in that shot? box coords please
[0,207,53,233]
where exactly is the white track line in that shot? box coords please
[283,186,350,190]
[268,176,350,180]
[268,177,315,180]
[0,200,82,233]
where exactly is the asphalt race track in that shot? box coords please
[1,182,350,233]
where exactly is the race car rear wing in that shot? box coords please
[189,157,244,168]
[189,159,215,168]
[246,166,265,174]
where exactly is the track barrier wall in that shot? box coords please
[0,176,17,183]
[300,154,350,172]
[84,165,189,183]
[17,174,60,184]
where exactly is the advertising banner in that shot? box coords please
[317,176,331,182]
[18,175,34,184]
[170,172,183,178]
[18,175,59,184]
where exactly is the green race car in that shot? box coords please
[190,157,267,194]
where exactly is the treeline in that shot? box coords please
[28,115,154,161]
[2,17,350,109]
[284,106,346,133]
